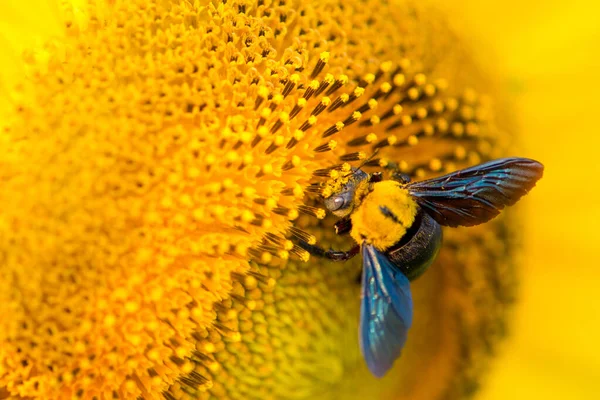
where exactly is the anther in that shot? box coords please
[311,52,330,79]
[347,133,377,146]
[313,140,337,153]
[322,121,345,138]
[298,205,326,219]
[289,227,317,245]
[311,97,331,116]
[339,151,366,161]
[342,111,362,126]
[282,74,299,97]
[303,80,320,100]
[289,98,307,119]
[282,155,301,170]
[327,94,349,112]
[325,75,349,96]
[315,74,335,97]
[298,115,317,132]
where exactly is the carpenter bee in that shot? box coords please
[299,157,544,377]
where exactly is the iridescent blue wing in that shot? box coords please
[360,244,413,378]
[407,157,544,227]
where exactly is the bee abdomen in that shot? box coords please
[386,211,443,281]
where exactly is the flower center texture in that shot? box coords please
[0,1,517,399]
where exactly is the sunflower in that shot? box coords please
[1,1,521,399]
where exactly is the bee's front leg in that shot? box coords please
[297,240,360,262]
[334,217,352,235]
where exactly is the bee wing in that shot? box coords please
[360,244,413,378]
[407,157,544,227]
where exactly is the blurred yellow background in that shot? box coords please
[1,1,599,399]
[436,1,600,399]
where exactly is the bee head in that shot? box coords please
[323,168,370,217]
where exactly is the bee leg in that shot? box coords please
[297,240,360,262]
[334,217,352,235]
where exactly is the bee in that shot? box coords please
[299,157,544,377]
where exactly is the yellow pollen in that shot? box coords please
[429,158,442,171]
[381,82,392,93]
[363,73,376,84]
[393,73,406,86]
[354,87,365,97]
[408,135,419,146]
[380,61,393,72]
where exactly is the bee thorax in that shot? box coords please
[350,181,418,251]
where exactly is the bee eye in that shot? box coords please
[331,196,345,211]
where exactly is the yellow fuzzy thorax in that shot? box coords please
[0,0,514,399]
[350,181,418,250]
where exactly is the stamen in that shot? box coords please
[289,98,307,119]
[325,75,349,96]
[311,97,331,116]
[282,155,301,170]
[290,245,310,262]
[298,205,326,219]
[285,129,304,149]
[311,52,330,79]
[288,227,317,245]
[282,74,299,97]
[342,111,361,126]
[298,115,317,132]
[314,74,334,96]
[322,121,345,138]
[347,133,377,146]
[339,151,366,161]
[303,80,320,100]
[327,94,349,112]
[254,86,270,110]
[313,140,337,153]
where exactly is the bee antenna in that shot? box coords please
[356,148,381,171]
